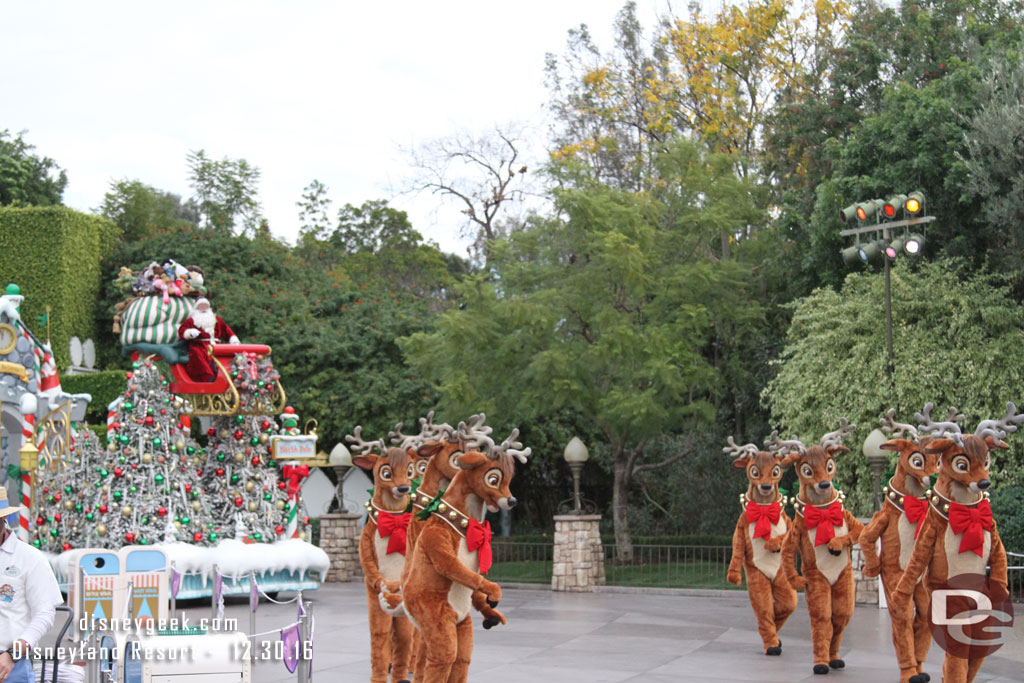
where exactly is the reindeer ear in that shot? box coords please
[984,435,1010,451]
[456,451,487,470]
[352,454,378,470]
[781,452,802,468]
[880,439,905,452]
[732,458,749,470]
[417,442,444,458]
[826,444,850,456]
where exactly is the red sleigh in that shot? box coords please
[129,343,286,416]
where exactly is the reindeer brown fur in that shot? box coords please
[780,419,863,675]
[891,403,1019,683]
[859,409,941,683]
[349,427,418,683]
[399,431,529,683]
[725,435,798,655]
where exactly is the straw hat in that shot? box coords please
[0,487,25,518]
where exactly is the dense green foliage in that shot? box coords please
[99,179,200,241]
[0,129,66,207]
[0,207,118,370]
[765,261,1024,514]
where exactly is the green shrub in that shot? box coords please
[62,370,126,425]
[0,207,118,370]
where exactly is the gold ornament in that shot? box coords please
[64,501,73,511]
[298,531,306,541]
[245,482,254,492]
[192,501,201,511]
[248,502,257,512]
[108,442,118,453]
[173,521,182,530]
[121,505,132,517]
[175,439,186,451]
[97,524,108,536]
[259,434,269,445]
[219,429,230,439]
[142,453,153,464]
[234,453,245,463]
[275,501,285,510]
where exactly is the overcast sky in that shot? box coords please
[2,1,666,256]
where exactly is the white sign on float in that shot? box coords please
[269,435,318,460]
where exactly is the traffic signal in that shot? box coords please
[855,199,885,222]
[904,233,925,255]
[904,191,924,215]
[839,204,859,223]
[858,239,887,264]
[885,238,905,260]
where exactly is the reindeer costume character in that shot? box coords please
[859,408,942,683]
[779,419,863,675]
[724,435,797,655]
[349,427,417,683]
[399,430,529,683]
[891,403,1020,683]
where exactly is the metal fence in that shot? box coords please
[1008,551,1024,604]
[486,540,737,590]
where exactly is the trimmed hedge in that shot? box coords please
[503,534,732,547]
[61,370,127,425]
[0,207,118,371]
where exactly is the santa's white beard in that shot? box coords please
[190,309,216,338]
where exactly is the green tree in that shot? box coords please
[296,179,333,241]
[765,260,1024,514]
[99,179,200,240]
[0,129,67,206]
[402,140,762,560]
[186,150,263,233]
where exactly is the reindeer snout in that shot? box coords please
[817,481,832,491]
[395,485,411,495]
[758,484,773,493]
[977,479,991,490]
[506,496,517,508]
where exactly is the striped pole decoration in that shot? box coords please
[19,413,34,539]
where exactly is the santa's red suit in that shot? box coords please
[177,305,239,382]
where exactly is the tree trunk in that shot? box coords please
[612,449,633,563]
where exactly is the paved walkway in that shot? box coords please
[202,583,1024,683]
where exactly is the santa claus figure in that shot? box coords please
[178,298,239,381]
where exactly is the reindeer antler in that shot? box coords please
[476,429,532,464]
[764,430,806,455]
[915,402,964,445]
[820,418,856,449]
[974,402,1024,441]
[388,421,421,450]
[345,425,387,455]
[456,414,493,450]
[946,406,966,425]
[723,436,759,459]
[879,409,919,441]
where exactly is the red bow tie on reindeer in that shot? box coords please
[377,511,412,555]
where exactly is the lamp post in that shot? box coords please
[563,437,589,514]
[863,428,889,512]
[329,443,353,513]
[18,439,38,540]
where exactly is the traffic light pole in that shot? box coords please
[883,227,894,382]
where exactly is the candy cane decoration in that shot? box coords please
[281,463,309,539]
[18,413,34,539]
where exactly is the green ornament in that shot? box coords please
[142,517,149,525]
[113,491,123,501]
[119,456,126,464]
[124,402,133,411]
[230,474,239,484]
[154,474,164,484]
[164,397,170,404]
[153,438,162,448]
[140,539,148,545]
[32,539,40,548]
[192,491,200,499]
[209,532,218,542]
[63,486,72,494]
[99,469,109,479]
[236,415,245,424]
[130,486,137,494]
[119,435,130,444]
[131,361,139,369]
[253,532,262,541]
[75,504,83,512]
[169,444,177,452]
[187,446,195,454]
[50,529,58,537]
[250,437,259,446]
[94,481,102,488]
[47,496,55,504]
[162,380,168,386]
[181,516,191,525]
[264,493,272,501]
[258,380,265,388]
[86,512,94,521]
[217,453,226,462]
[147,408,153,416]
[164,488,171,495]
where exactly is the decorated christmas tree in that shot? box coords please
[201,353,309,543]
[34,360,215,550]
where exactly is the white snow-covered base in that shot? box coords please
[47,539,330,587]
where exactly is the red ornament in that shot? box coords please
[275,525,284,535]
[233,497,243,507]
[233,430,244,440]
[216,468,225,477]
[54,493,61,503]
[185,484,192,494]
[193,532,204,542]
[54,513,62,522]
[160,409,166,415]
[35,516,44,526]
[126,372,133,380]
[131,463,138,470]
[62,543,71,551]
[99,505,108,514]
[43,488,49,495]
[196,469,203,476]
[157,507,167,517]
[284,406,295,414]
[207,428,216,437]
[251,456,260,466]
[125,532,135,543]
[114,468,124,478]
[277,481,286,490]
[261,421,271,431]
[144,416,154,427]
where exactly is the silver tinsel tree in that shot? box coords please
[201,353,307,543]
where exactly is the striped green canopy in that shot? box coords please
[119,296,194,346]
